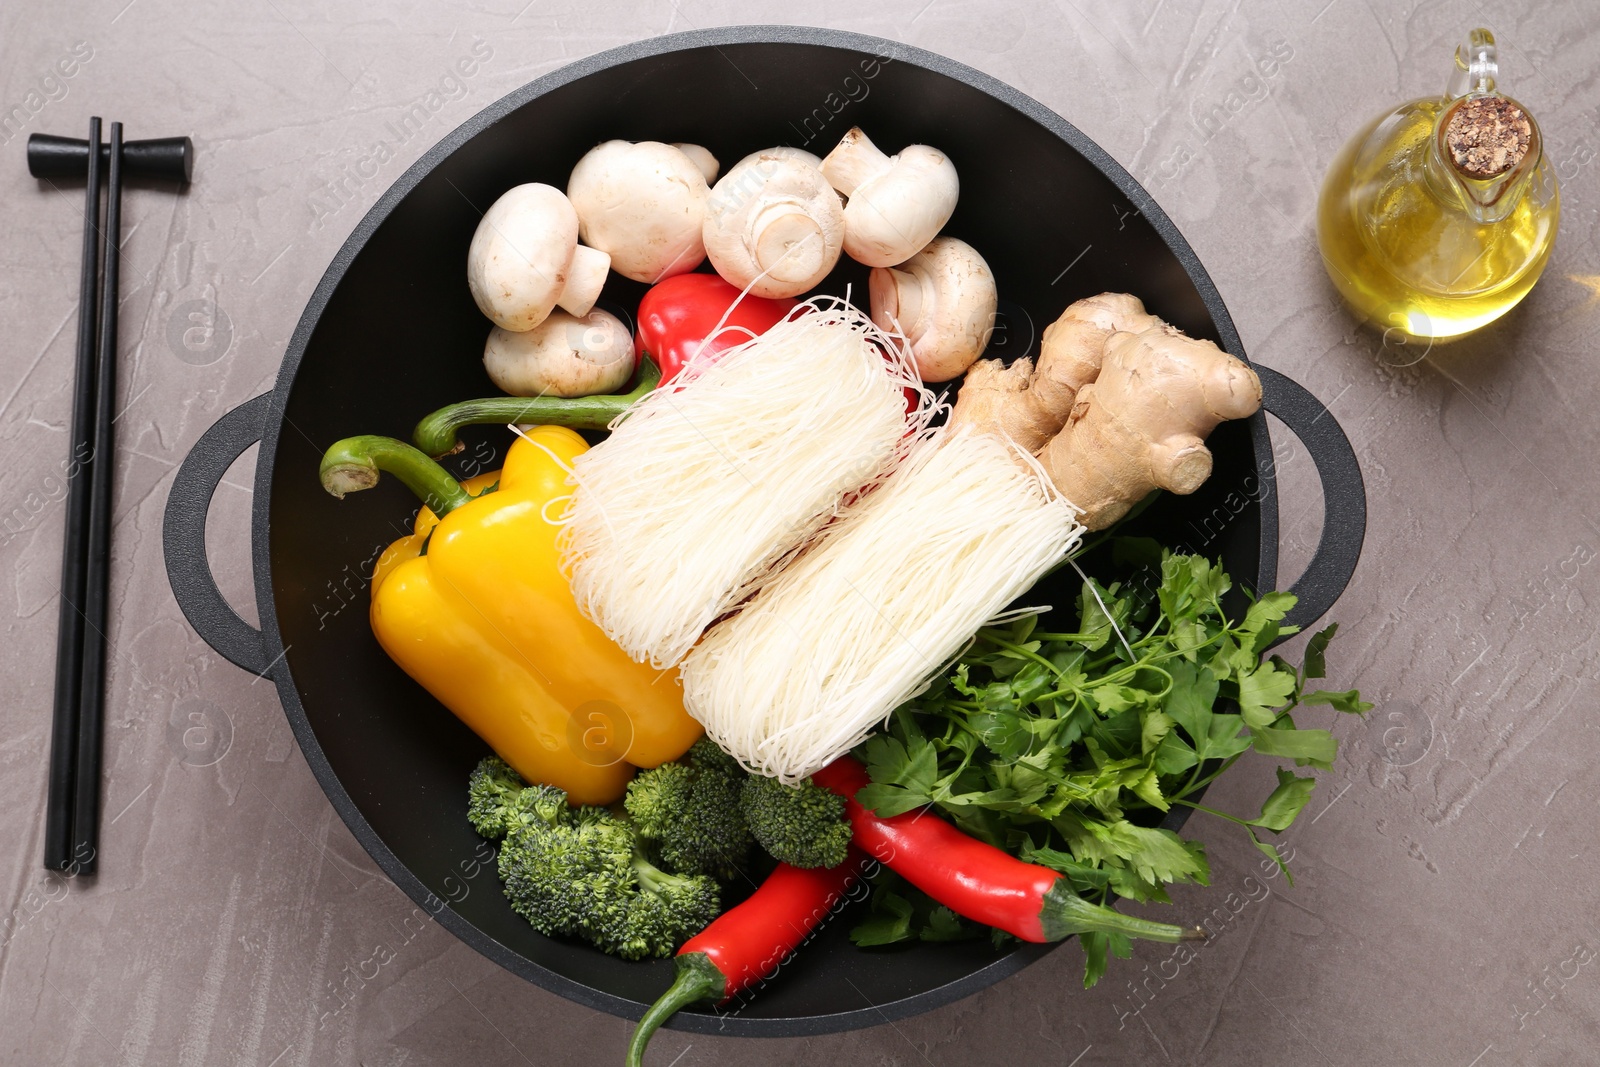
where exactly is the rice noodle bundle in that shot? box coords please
[560,297,930,668]
[681,427,1084,782]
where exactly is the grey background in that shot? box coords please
[2,1,1596,1065]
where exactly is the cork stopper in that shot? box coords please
[1444,97,1531,179]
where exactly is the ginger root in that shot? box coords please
[949,292,1261,530]
[949,292,1157,451]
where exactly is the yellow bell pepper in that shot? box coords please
[322,425,702,806]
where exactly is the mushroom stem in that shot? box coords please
[558,244,610,317]
[819,127,891,196]
[821,129,960,268]
[867,237,996,383]
[871,266,926,338]
[702,148,844,299]
[752,205,827,284]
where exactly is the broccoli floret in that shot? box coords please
[466,758,721,960]
[497,803,620,935]
[685,736,744,777]
[466,757,527,839]
[625,738,753,880]
[740,774,853,869]
[584,853,722,960]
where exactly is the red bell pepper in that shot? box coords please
[634,273,796,384]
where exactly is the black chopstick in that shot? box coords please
[70,121,123,877]
[43,116,104,874]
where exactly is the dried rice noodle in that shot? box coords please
[558,297,931,668]
[681,427,1083,782]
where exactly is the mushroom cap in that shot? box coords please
[703,149,844,299]
[483,308,634,398]
[671,142,721,185]
[745,146,824,168]
[567,140,711,284]
[841,145,959,268]
[467,183,583,332]
[869,236,996,382]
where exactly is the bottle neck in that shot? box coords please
[1424,94,1540,224]
[1425,27,1540,224]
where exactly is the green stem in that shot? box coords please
[1175,753,1244,801]
[626,952,726,1067]
[413,357,662,457]
[1033,657,1143,704]
[1037,880,1206,943]
[319,436,471,516]
[1029,630,1110,643]
[1178,759,1208,800]
[1145,665,1176,699]
[980,635,1063,676]
[1168,798,1252,828]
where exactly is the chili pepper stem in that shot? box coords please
[413,357,661,458]
[1038,880,1207,944]
[319,435,472,517]
[625,952,726,1067]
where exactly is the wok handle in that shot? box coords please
[1255,366,1367,635]
[163,393,273,676]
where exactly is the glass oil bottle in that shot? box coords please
[1317,28,1559,341]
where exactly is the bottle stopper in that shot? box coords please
[1444,97,1531,179]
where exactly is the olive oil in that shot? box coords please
[1317,29,1558,341]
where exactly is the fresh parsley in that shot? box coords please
[850,541,1370,986]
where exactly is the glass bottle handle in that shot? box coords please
[1446,28,1498,99]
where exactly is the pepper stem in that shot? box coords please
[319,435,472,517]
[1038,881,1208,944]
[626,952,726,1067]
[413,357,662,458]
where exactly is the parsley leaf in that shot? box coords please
[1302,688,1373,714]
[1055,815,1209,887]
[1165,661,1220,741]
[1021,844,1114,893]
[1251,768,1316,832]
[1237,660,1298,727]
[921,907,970,942]
[1141,710,1175,755]
[1303,623,1338,680]
[1152,730,1199,775]
[849,886,914,946]
[1249,722,1338,768]
[1078,930,1133,990]
[1240,591,1298,655]
[858,735,939,816]
[1250,832,1296,886]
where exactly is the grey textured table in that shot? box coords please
[3,3,1597,1065]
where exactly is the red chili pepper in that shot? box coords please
[625,851,867,1066]
[634,273,796,385]
[812,757,1205,946]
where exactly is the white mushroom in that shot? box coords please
[868,236,997,382]
[467,183,610,332]
[671,142,720,185]
[483,308,634,398]
[567,140,714,284]
[702,148,844,299]
[820,127,959,268]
